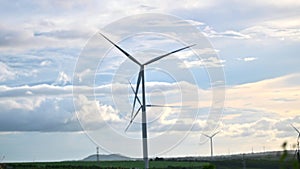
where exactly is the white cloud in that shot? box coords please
[0,62,15,82]
[53,72,71,86]
[181,56,225,68]
[1,73,298,134]
[174,48,224,68]
[249,0,300,8]
[202,26,251,39]
[243,57,257,62]
[0,79,211,133]
[185,19,205,26]
[40,60,52,66]
[0,84,72,98]
[237,57,257,62]
[75,95,121,130]
[241,25,300,41]
[264,17,300,28]
[226,73,300,117]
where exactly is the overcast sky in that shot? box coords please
[0,0,300,162]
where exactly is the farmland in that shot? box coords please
[1,161,211,169]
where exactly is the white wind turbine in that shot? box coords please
[291,124,300,161]
[202,131,219,158]
[99,33,195,169]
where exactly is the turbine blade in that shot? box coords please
[124,120,132,132]
[143,44,196,65]
[211,131,220,137]
[291,124,300,134]
[125,106,142,132]
[128,80,142,106]
[131,68,142,116]
[99,33,141,65]
[202,133,210,138]
[146,104,180,108]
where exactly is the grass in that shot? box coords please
[1,160,211,169]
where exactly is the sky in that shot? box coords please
[0,0,300,162]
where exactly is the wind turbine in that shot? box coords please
[96,146,99,162]
[99,33,195,169]
[0,155,4,163]
[202,131,219,158]
[291,124,300,161]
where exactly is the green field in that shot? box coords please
[1,160,212,169]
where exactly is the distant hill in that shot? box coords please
[82,154,134,161]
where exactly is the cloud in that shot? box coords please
[0,24,33,47]
[75,95,121,131]
[174,48,224,68]
[219,108,298,139]
[246,0,300,8]
[237,57,257,62]
[202,26,251,39]
[1,73,297,134]
[34,29,92,40]
[0,79,211,133]
[40,60,52,66]
[0,62,15,82]
[0,97,81,132]
[0,16,96,53]
[199,16,300,42]
[185,20,205,26]
[241,25,300,41]
[216,74,300,141]
[182,56,226,68]
[53,72,72,86]
[225,73,300,116]
[0,85,72,98]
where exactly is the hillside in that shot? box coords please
[82,154,134,161]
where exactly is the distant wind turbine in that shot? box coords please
[96,146,99,162]
[291,124,300,161]
[99,33,195,169]
[202,131,219,158]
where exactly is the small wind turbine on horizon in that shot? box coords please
[99,33,195,169]
[0,155,5,163]
[202,131,219,158]
[291,124,300,162]
[96,146,99,162]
